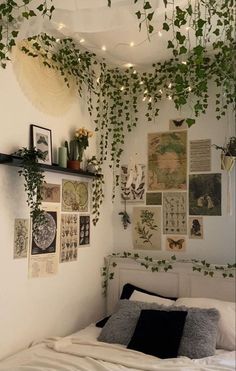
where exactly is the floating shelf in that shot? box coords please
[0,153,101,179]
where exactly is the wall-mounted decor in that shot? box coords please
[79,215,90,246]
[190,139,211,172]
[62,179,88,212]
[30,124,52,165]
[120,164,145,202]
[165,236,186,252]
[189,217,204,239]
[148,131,187,191]
[169,119,188,131]
[60,214,78,262]
[163,192,187,235]
[189,174,222,216]
[41,183,61,203]
[13,218,29,259]
[146,192,162,205]
[133,207,161,250]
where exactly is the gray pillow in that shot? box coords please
[98,299,220,359]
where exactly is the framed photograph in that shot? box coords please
[30,124,52,165]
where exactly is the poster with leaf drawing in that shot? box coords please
[163,192,187,234]
[60,214,78,263]
[13,218,29,259]
[148,131,187,190]
[133,207,161,250]
[121,164,145,202]
[62,180,88,212]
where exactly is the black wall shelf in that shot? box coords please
[0,153,100,179]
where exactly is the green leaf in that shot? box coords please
[186,118,195,127]
[135,11,141,19]
[163,22,169,31]
[143,2,152,10]
[167,40,174,49]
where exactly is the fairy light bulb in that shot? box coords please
[142,96,146,101]
[168,95,172,100]
[182,61,187,65]
[159,89,163,94]
[149,97,152,103]
[130,41,135,47]
[158,31,162,37]
[101,45,107,51]
[133,70,137,74]
[144,89,148,94]
[168,82,172,88]
[139,81,144,85]
[56,38,60,43]
[188,86,192,92]
[80,38,85,44]
[120,86,125,91]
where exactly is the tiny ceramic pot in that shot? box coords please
[67,160,81,170]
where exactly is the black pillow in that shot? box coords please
[127,309,187,359]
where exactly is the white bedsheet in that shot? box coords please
[0,325,235,371]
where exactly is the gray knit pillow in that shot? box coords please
[98,299,220,359]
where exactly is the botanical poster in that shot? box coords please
[146,192,162,205]
[148,131,187,191]
[29,204,60,278]
[189,217,204,239]
[133,207,161,250]
[169,118,188,131]
[163,192,187,234]
[60,214,78,263]
[165,236,186,252]
[121,164,145,202]
[189,174,221,216]
[62,179,88,212]
[190,139,211,172]
[41,183,61,203]
[79,215,90,246]
[13,218,29,259]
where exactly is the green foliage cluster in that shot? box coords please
[0,0,54,68]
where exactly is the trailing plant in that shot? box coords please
[0,0,54,68]
[101,252,236,296]
[213,136,236,157]
[14,147,46,231]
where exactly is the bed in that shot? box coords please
[0,257,235,371]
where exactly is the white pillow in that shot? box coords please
[130,290,175,306]
[175,297,235,351]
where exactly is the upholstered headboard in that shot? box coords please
[106,257,235,314]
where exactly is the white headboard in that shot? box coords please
[106,257,235,314]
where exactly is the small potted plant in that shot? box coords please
[65,127,93,170]
[213,136,236,171]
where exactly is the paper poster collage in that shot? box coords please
[121,119,221,252]
[13,179,91,278]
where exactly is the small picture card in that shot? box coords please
[189,217,204,239]
[165,235,186,252]
[169,118,188,131]
[79,215,90,246]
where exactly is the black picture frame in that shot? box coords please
[30,124,52,165]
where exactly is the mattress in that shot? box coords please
[0,324,235,371]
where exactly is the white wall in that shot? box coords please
[113,86,235,264]
[0,64,113,360]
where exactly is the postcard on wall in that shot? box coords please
[41,183,61,203]
[121,164,145,202]
[28,204,60,278]
[169,118,188,131]
[62,179,88,212]
[189,174,221,216]
[163,192,187,235]
[146,192,162,205]
[165,236,186,252]
[133,207,161,250]
[60,214,78,263]
[190,139,211,172]
[13,218,29,259]
[148,131,187,191]
[79,215,90,247]
[189,217,204,239]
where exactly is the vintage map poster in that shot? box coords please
[121,164,145,202]
[62,179,88,212]
[79,215,90,246]
[165,236,186,252]
[169,118,188,131]
[29,204,60,278]
[189,217,204,239]
[41,183,61,203]
[189,174,221,215]
[133,207,161,250]
[190,139,211,172]
[148,131,187,190]
[13,218,29,259]
[60,214,78,263]
[163,192,187,234]
[146,192,162,205]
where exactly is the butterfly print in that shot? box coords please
[167,238,185,250]
[173,119,185,127]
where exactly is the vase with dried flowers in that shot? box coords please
[65,127,93,170]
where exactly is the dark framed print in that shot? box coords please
[30,124,52,165]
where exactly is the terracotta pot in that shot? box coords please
[67,160,81,170]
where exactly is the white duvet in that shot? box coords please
[0,325,235,371]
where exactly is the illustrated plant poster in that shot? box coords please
[163,192,187,234]
[60,214,78,263]
[148,131,187,190]
[13,218,29,259]
[165,236,186,252]
[133,207,161,250]
[121,164,145,202]
[79,215,90,246]
[62,179,88,212]
[189,174,221,215]
[189,217,204,239]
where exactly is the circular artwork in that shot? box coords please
[33,212,56,250]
